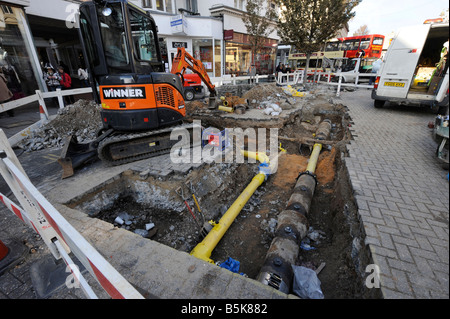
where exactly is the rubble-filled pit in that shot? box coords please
[19,83,378,298]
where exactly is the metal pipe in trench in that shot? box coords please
[256,119,332,293]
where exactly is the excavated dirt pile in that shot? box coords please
[17,100,102,152]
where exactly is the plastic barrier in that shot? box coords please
[0,129,143,299]
[1,87,93,147]
[276,70,304,86]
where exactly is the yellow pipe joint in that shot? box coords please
[240,150,270,164]
[218,105,233,113]
[306,143,322,174]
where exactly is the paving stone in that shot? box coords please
[338,89,449,299]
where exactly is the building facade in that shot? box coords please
[0,0,44,97]
[1,0,280,97]
[129,0,280,77]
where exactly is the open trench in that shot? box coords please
[65,85,378,298]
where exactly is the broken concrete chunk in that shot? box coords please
[134,229,149,237]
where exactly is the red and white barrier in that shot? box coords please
[0,192,37,234]
[0,129,143,299]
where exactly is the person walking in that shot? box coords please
[369,58,382,86]
[248,64,256,84]
[58,66,75,105]
[0,68,14,117]
[78,65,89,87]
[43,65,61,107]
[275,62,282,81]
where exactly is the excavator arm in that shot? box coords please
[171,47,217,109]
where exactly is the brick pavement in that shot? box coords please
[337,89,449,299]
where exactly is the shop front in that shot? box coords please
[163,37,222,78]
[224,30,277,76]
[0,1,44,99]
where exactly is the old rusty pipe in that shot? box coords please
[257,119,331,293]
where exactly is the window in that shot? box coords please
[343,40,359,51]
[129,8,159,62]
[165,0,173,13]
[234,0,244,10]
[193,39,213,73]
[186,0,198,13]
[0,5,14,14]
[325,41,340,52]
[373,37,383,46]
[360,39,370,50]
[156,0,163,11]
[97,3,131,73]
[79,12,99,67]
[142,0,152,8]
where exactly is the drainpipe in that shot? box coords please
[256,119,331,293]
[190,149,284,263]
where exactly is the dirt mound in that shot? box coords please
[185,100,207,115]
[242,83,285,102]
[18,99,102,152]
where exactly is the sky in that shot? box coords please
[347,0,449,37]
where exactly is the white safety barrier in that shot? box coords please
[0,129,144,299]
[306,71,375,96]
[276,70,305,86]
[2,87,93,147]
[211,74,271,86]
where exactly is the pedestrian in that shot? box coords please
[0,68,14,117]
[43,65,61,107]
[248,64,256,84]
[281,64,287,83]
[369,58,382,85]
[78,65,89,87]
[58,66,75,105]
[275,62,282,80]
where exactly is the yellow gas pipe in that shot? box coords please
[190,150,278,263]
[305,143,322,174]
[190,172,266,263]
[218,105,234,113]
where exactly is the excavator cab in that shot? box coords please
[78,0,186,131]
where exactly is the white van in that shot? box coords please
[371,21,449,111]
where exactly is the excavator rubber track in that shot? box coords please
[97,122,200,166]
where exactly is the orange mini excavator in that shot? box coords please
[58,0,216,178]
[170,47,217,106]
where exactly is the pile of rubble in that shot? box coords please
[17,100,102,152]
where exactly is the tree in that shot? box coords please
[439,8,449,22]
[242,0,277,70]
[353,24,369,36]
[276,0,360,84]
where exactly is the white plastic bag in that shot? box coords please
[292,265,324,299]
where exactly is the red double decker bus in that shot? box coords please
[338,34,385,59]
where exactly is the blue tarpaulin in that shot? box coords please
[219,257,245,276]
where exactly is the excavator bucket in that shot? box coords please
[208,96,217,109]
[57,129,112,179]
[58,135,99,179]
